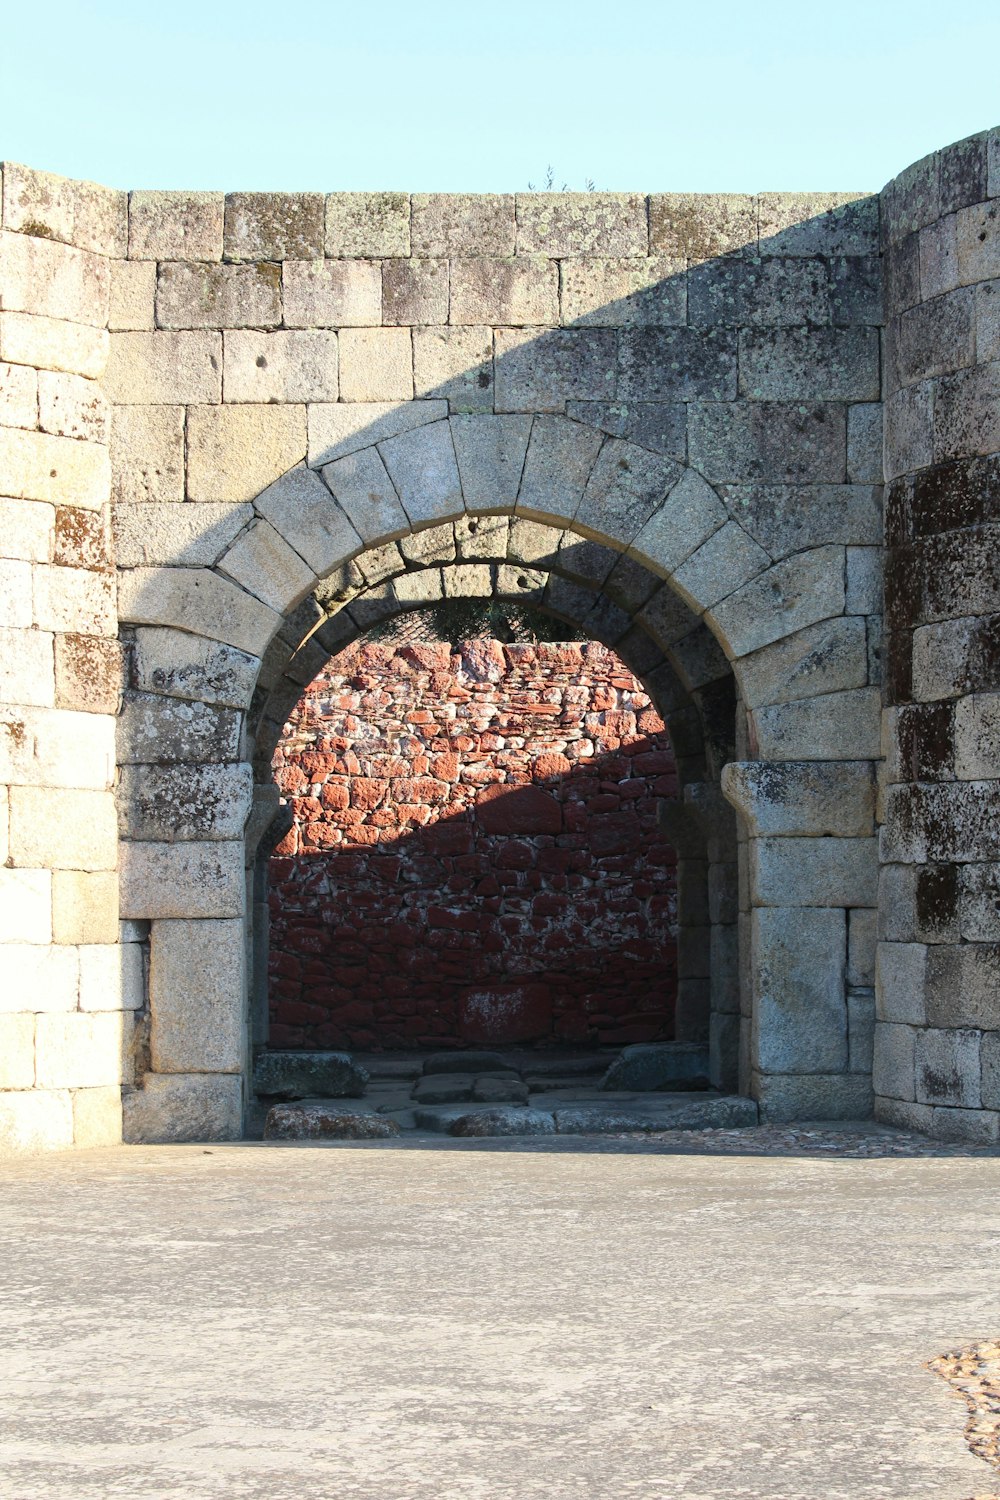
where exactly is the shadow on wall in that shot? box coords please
[266,641,679,1053]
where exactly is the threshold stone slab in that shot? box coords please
[263,1103,398,1140]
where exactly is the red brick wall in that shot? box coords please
[268,639,678,1051]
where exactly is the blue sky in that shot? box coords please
[3,1,997,193]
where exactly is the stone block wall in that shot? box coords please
[878,131,1000,1143]
[268,638,678,1050]
[0,167,133,1152]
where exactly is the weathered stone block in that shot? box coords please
[0,941,77,1010]
[599,1042,710,1091]
[111,501,246,571]
[217,518,315,614]
[265,1102,400,1139]
[119,841,244,920]
[453,513,509,561]
[574,440,682,548]
[325,192,409,257]
[339,327,413,402]
[412,325,493,411]
[896,286,975,385]
[847,987,875,1072]
[872,1022,917,1100]
[77,942,133,1012]
[515,193,646,256]
[0,311,108,379]
[117,693,240,766]
[0,869,50,944]
[874,1095,933,1133]
[845,547,881,616]
[109,260,156,330]
[450,256,557,326]
[738,326,879,400]
[382,258,449,325]
[133,628,259,708]
[648,193,756,262]
[754,1072,872,1122]
[9,786,116,871]
[720,483,881,556]
[983,1032,1000,1110]
[2,162,126,255]
[0,704,115,791]
[751,686,882,761]
[847,403,883,483]
[110,406,184,504]
[103,330,221,404]
[925,944,1000,1029]
[0,1013,35,1088]
[914,1027,981,1109]
[934,361,1000,464]
[626,468,725,580]
[282,259,381,327]
[321,446,409,546]
[695,255,836,328]
[449,414,532,514]
[0,359,37,429]
[953,693,1000,778]
[515,415,604,525]
[37,370,107,444]
[689,400,847,484]
[412,194,514,256]
[722,761,874,838]
[35,1010,127,1089]
[880,781,1000,863]
[307,399,447,466]
[0,625,54,708]
[0,229,109,325]
[117,762,252,842]
[709,546,845,660]
[186,404,305,502]
[223,192,323,260]
[757,192,878,257]
[495,327,615,412]
[122,1072,242,1143]
[619,327,737,402]
[561,257,685,326]
[72,1086,122,1147]
[222,329,339,403]
[392,570,443,606]
[255,465,362,578]
[149,918,244,1073]
[960,865,1000,941]
[671,522,769,613]
[749,836,878,908]
[443,563,491,598]
[955,200,1000,285]
[379,419,464,528]
[51,870,118,946]
[848,910,877,988]
[736,607,868,711]
[128,189,223,259]
[0,1088,73,1153]
[32,565,115,637]
[155,261,280,329]
[0,428,109,510]
[751,906,847,1073]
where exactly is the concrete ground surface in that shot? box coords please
[2,1134,999,1499]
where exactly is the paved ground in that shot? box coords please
[2,1132,999,1499]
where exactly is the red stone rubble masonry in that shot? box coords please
[268,639,679,1051]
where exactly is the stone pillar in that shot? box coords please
[0,165,131,1154]
[878,128,1000,1144]
[723,761,878,1120]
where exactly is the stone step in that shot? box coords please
[263,1101,399,1140]
[411,1094,757,1138]
[599,1042,711,1092]
[254,1051,369,1100]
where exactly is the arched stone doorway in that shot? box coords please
[117,411,877,1141]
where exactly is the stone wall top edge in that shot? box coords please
[879,125,999,247]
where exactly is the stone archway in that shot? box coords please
[117,411,877,1141]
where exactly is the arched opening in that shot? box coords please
[239,519,745,1136]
